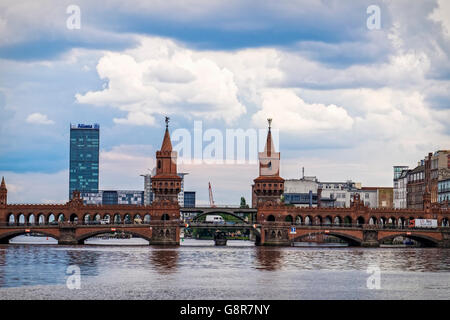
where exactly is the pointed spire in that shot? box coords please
[161,116,173,151]
[264,118,275,157]
[0,176,5,189]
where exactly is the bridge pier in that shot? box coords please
[361,229,380,247]
[260,225,290,246]
[58,226,79,245]
[150,224,179,245]
[438,230,450,248]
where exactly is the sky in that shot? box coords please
[0,0,449,205]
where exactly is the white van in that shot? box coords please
[205,215,225,224]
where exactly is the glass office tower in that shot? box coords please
[69,124,100,199]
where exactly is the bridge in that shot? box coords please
[1,219,449,247]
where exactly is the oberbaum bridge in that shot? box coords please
[0,119,449,247]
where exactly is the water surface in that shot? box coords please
[1,238,449,299]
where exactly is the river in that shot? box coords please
[0,237,449,299]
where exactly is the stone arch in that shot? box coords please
[344,216,352,226]
[313,216,322,225]
[333,216,341,226]
[285,215,293,223]
[38,213,46,225]
[369,216,377,225]
[113,213,121,224]
[70,214,78,222]
[28,213,36,225]
[194,211,247,223]
[324,216,332,225]
[295,215,302,225]
[144,214,151,223]
[386,217,396,228]
[379,217,387,226]
[76,229,151,244]
[7,213,15,225]
[379,233,439,247]
[83,213,91,224]
[398,217,406,228]
[267,214,275,222]
[134,214,142,223]
[441,218,449,227]
[48,213,56,223]
[356,216,365,226]
[18,213,25,225]
[57,213,65,222]
[0,230,59,244]
[304,215,312,225]
[161,213,170,221]
[103,214,111,223]
[293,231,362,246]
[94,213,101,222]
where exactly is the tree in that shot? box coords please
[240,197,249,208]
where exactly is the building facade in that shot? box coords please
[81,190,144,205]
[183,191,196,208]
[284,177,319,207]
[69,124,100,199]
[393,166,409,209]
[407,162,425,209]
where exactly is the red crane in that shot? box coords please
[208,182,216,207]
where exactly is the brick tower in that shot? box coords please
[151,117,182,203]
[0,177,7,208]
[253,119,284,207]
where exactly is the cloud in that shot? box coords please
[25,112,54,125]
[252,89,354,133]
[75,37,246,125]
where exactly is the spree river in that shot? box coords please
[0,238,450,300]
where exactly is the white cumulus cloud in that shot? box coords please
[25,113,54,125]
[75,37,246,126]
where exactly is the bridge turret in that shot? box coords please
[0,177,7,208]
[151,117,182,205]
[253,119,284,207]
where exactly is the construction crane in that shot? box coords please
[208,182,216,207]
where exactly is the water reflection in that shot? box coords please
[254,247,283,271]
[150,248,179,274]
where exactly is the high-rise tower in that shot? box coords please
[151,117,182,203]
[69,123,100,199]
[253,119,284,206]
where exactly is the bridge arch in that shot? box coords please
[295,215,302,224]
[0,230,59,244]
[324,216,332,225]
[333,216,341,226]
[344,216,352,226]
[38,213,46,225]
[285,215,293,223]
[313,216,322,225]
[293,231,362,246]
[76,229,151,244]
[304,215,312,225]
[267,214,275,222]
[356,216,365,226]
[7,213,15,225]
[379,233,439,247]
[193,211,249,223]
[28,213,36,225]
